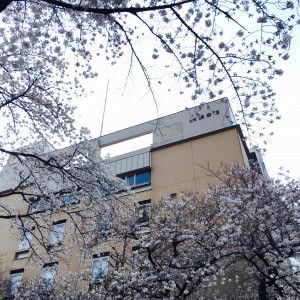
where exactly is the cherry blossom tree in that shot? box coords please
[103,164,299,299]
[204,163,300,299]
[0,0,299,144]
[7,163,298,300]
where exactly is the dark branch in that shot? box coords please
[22,0,195,15]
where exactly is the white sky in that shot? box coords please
[73,26,300,181]
[261,31,300,180]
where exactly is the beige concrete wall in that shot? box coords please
[151,128,247,200]
[0,216,81,281]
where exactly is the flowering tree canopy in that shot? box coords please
[204,163,300,299]
[4,163,298,300]
[0,0,299,144]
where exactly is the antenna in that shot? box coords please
[100,79,109,137]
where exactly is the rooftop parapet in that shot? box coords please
[98,97,235,151]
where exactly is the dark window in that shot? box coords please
[135,200,151,226]
[170,193,177,200]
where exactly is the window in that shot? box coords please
[16,230,33,252]
[127,175,135,186]
[170,193,177,200]
[100,183,116,195]
[60,194,77,205]
[132,247,150,270]
[41,263,57,284]
[6,269,23,296]
[135,200,151,226]
[136,171,151,185]
[15,229,33,259]
[97,212,111,233]
[15,251,29,260]
[28,199,49,213]
[28,193,78,214]
[91,253,109,281]
[58,190,80,205]
[122,170,151,188]
[49,220,66,245]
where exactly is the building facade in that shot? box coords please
[0,98,265,298]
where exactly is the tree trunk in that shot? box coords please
[258,278,268,300]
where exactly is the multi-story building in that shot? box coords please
[0,98,265,297]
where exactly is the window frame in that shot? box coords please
[16,229,33,252]
[41,262,58,285]
[120,169,151,189]
[49,220,66,246]
[28,198,49,214]
[91,252,109,282]
[135,199,151,227]
[6,269,24,296]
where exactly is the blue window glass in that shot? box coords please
[127,175,134,186]
[108,184,115,192]
[63,195,76,204]
[249,159,255,166]
[100,184,116,194]
[136,171,150,185]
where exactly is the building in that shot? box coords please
[0,98,264,298]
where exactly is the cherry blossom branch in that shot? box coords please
[170,7,250,137]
